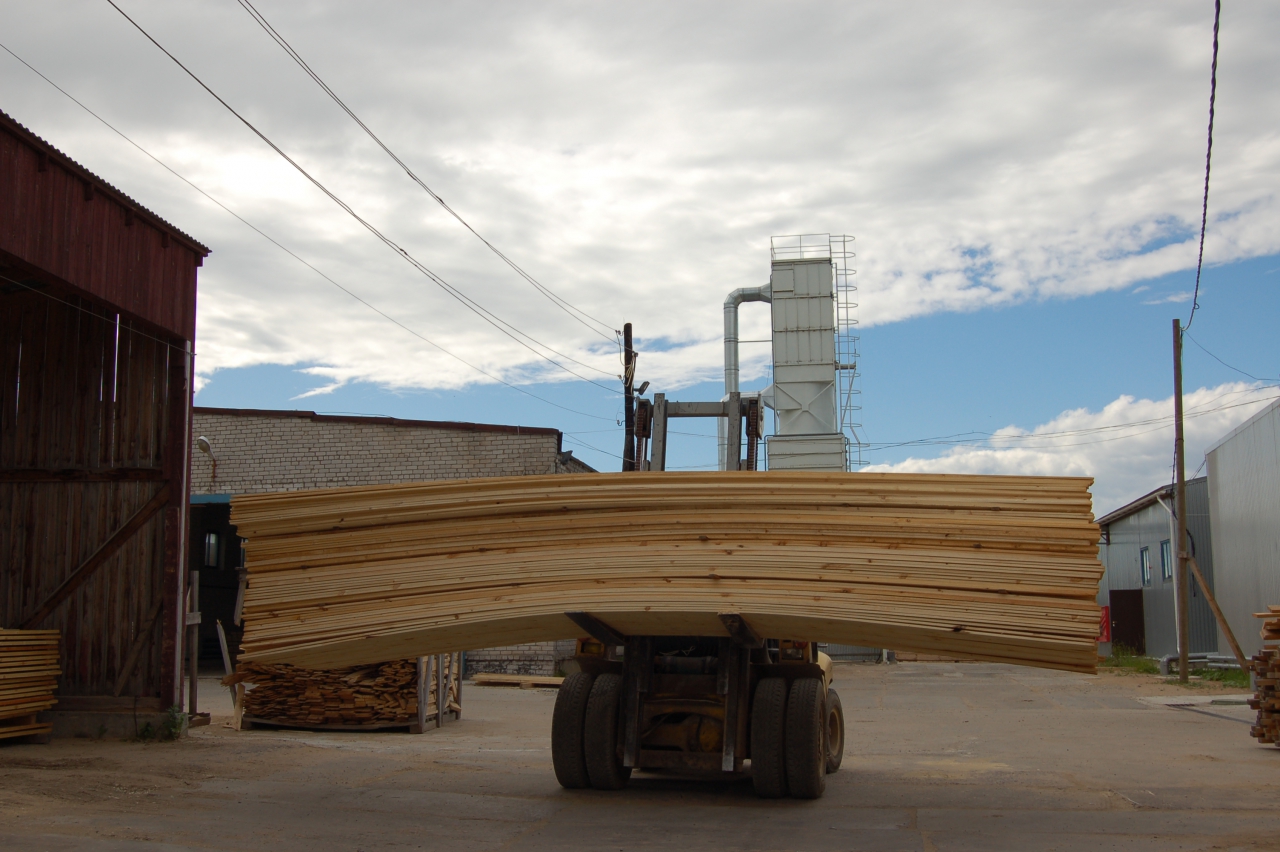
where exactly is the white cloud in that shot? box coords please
[865,382,1280,513]
[0,2,1277,393]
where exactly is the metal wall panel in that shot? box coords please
[1207,400,1280,658]
[1097,478,1217,657]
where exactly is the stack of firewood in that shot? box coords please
[1248,606,1280,746]
[227,654,459,728]
[0,629,59,741]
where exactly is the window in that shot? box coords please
[1140,546,1152,586]
[1160,540,1173,581]
[204,532,220,568]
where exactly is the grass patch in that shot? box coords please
[1194,667,1251,688]
[1100,645,1159,674]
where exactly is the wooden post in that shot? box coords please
[1173,319,1190,683]
[187,569,200,715]
[623,323,636,471]
[435,654,445,728]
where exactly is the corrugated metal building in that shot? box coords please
[1207,398,1280,659]
[1,109,209,735]
[1096,478,1218,657]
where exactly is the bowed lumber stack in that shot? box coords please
[1248,606,1280,746]
[0,629,59,741]
[232,472,1105,673]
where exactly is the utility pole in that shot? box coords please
[622,322,636,472]
[1172,319,1190,683]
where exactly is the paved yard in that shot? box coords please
[1,663,1275,851]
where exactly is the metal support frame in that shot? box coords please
[622,636,652,768]
[648,394,753,472]
[566,611,627,647]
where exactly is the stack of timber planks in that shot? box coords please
[232,472,1105,673]
[0,629,59,741]
[227,654,459,728]
[1248,606,1280,746]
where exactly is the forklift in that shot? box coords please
[551,237,857,798]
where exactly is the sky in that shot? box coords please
[2,1,1277,512]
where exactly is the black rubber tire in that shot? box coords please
[824,688,845,774]
[584,673,631,790]
[785,677,827,799]
[551,671,595,789]
[750,677,789,799]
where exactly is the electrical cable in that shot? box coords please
[106,1,622,391]
[1185,0,1220,331]
[232,0,620,348]
[0,40,613,423]
[1183,330,1272,383]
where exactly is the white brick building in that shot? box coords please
[189,407,594,676]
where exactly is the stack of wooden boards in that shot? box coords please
[226,654,459,729]
[0,629,59,742]
[1248,606,1280,746]
[232,472,1105,673]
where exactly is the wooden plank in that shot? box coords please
[471,673,564,687]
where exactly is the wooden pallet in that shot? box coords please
[1249,606,1280,746]
[231,472,1105,673]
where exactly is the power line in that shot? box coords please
[233,0,620,348]
[0,40,613,423]
[1186,0,1221,331]
[105,0,621,391]
[1183,330,1272,383]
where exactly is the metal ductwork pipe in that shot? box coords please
[719,283,771,470]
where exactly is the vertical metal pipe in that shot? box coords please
[623,323,635,472]
[1173,319,1190,682]
[187,569,199,715]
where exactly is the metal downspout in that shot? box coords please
[720,283,771,470]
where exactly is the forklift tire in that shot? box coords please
[551,671,595,789]
[785,677,826,799]
[584,673,631,790]
[750,677,789,799]
[824,688,845,774]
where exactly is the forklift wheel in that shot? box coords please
[551,671,595,789]
[750,677,789,798]
[584,673,631,790]
[785,677,826,799]
[824,688,845,774]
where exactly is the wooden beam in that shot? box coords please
[0,467,165,482]
[719,613,764,648]
[565,612,627,647]
[1188,556,1249,671]
[20,484,171,629]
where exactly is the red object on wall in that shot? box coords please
[1099,605,1112,643]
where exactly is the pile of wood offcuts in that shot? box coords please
[1248,606,1280,746]
[232,472,1105,673]
[0,629,59,741]
[228,655,459,728]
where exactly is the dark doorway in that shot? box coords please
[188,503,245,669]
[1109,589,1146,655]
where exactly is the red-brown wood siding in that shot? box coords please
[0,115,204,341]
[1,292,185,698]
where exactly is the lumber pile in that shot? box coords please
[226,653,459,728]
[232,472,1105,673]
[0,629,59,741]
[1248,606,1280,746]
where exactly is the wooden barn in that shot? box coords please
[0,109,209,738]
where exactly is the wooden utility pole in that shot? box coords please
[1172,319,1190,683]
[623,323,636,472]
